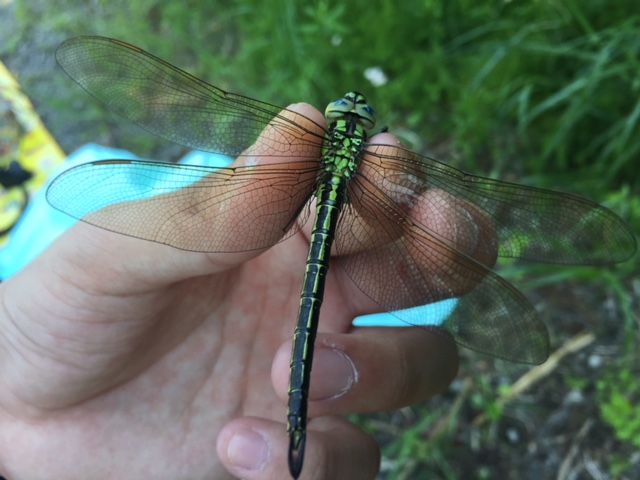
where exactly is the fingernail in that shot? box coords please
[311,347,358,400]
[227,428,270,471]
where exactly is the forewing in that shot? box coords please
[361,143,637,265]
[47,160,319,252]
[55,37,326,158]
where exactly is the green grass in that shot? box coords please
[4,0,639,478]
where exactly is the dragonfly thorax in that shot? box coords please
[325,91,376,130]
[320,92,374,178]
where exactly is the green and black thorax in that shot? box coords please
[320,91,376,183]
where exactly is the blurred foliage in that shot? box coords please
[7,0,640,200]
[597,366,640,449]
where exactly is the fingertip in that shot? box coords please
[234,102,326,169]
[217,420,273,476]
[369,131,402,147]
[295,329,458,417]
[217,417,380,480]
[273,338,361,407]
[286,102,326,129]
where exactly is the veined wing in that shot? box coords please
[360,143,637,265]
[55,36,327,158]
[336,170,549,364]
[46,159,320,252]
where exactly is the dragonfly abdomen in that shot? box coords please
[287,176,348,478]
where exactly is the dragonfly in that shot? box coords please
[47,37,637,479]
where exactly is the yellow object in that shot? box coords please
[0,60,66,244]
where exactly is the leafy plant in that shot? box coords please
[597,366,640,449]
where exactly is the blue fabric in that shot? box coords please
[0,145,232,279]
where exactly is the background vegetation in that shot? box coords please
[1,0,638,478]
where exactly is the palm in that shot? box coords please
[1,222,370,479]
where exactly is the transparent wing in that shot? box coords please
[359,144,637,265]
[47,159,319,252]
[334,145,635,363]
[55,36,327,157]
[337,172,549,364]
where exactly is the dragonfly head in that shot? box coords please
[325,92,376,130]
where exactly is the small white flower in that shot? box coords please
[364,67,388,87]
[331,35,342,47]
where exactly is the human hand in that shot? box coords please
[0,104,472,480]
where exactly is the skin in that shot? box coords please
[0,103,493,480]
